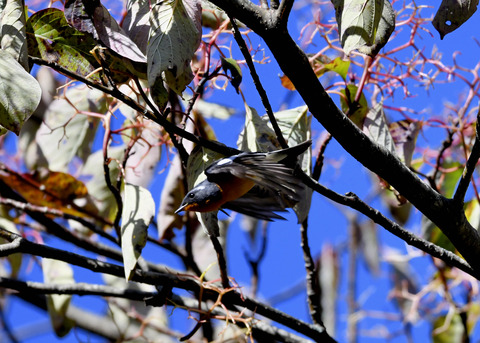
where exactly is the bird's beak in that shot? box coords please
[175,202,189,214]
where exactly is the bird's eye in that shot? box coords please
[188,193,195,198]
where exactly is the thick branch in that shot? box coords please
[210,1,480,274]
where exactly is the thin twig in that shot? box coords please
[300,218,324,326]
[298,173,478,278]
[209,235,230,289]
[0,196,117,245]
[228,16,288,148]
[454,109,480,203]
[29,56,240,158]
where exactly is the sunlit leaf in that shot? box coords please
[433,0,478,39]
[0,0,28,70]
[43,258,75,337]
[36,86,106,172]
[363,102,396,155]
[438,161,463,199]
[26,8,102,82]
[121,183,155,281]
[184,96,235,119]
[148,0,201,94]
[332,0,395,56]
[0,50,41,135]
[433,313,465,343]
[123,0,150,54]
[358,220,380,274]
[0,169,95,218]
[316,57,350,81]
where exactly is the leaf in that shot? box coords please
[221,57,242,93]
[26,8,102,82]
[438,161,463,198]
[0,50,41,135]
[18,66,58,170]
[148,0,202,94]
[316,56,350,81]
[64,0,146,63]
[0,169,95,218]
[184,96,235,119]
[362,102,396,155]
[0,0,28,70]
[331,0,395,56]
[280,55,349,90]
[36,86,106,172]
[421,216,456,253]
[81,146,125,221]
[237,105,279,153]
[269,106,312,223]
[433,0,478,39]
[318,244,339,336]
[121,183,155,281]
[433,313,465,343]
[389,120,422,167]
[157,154,185,240]
[340,84,369,128]
[385,250,419,322]
[123,0,150,54]
[43,258,75,337]
[0,217,22,278]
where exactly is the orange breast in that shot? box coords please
[217,177,255,204]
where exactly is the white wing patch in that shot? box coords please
[216,157,234,166]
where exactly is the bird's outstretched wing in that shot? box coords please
[205,140,311,201]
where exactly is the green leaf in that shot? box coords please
[221,57,242,93]
[331,0,395,56]
[0,50,41,135]
[439,161,463,198]
[26,8,102,82]
[317,57,350,81]
[43,258,75,337]
[362,102,396,155]
[433,313,465,343]
[421,216,456,253]
[340,84,369,128]
[121,183,155,281]
[36,86,106,172]
[433,0,478,39]
[148,0,201,94]
[0,0,28,70]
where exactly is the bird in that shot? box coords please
[175,140,311,221]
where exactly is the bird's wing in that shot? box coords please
[222,186,288,221]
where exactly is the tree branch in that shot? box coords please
[454,109,480,204]
[208,0,480,275]
[229,15,288,148]
[0,227,335,342]
[299,173,479,278]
